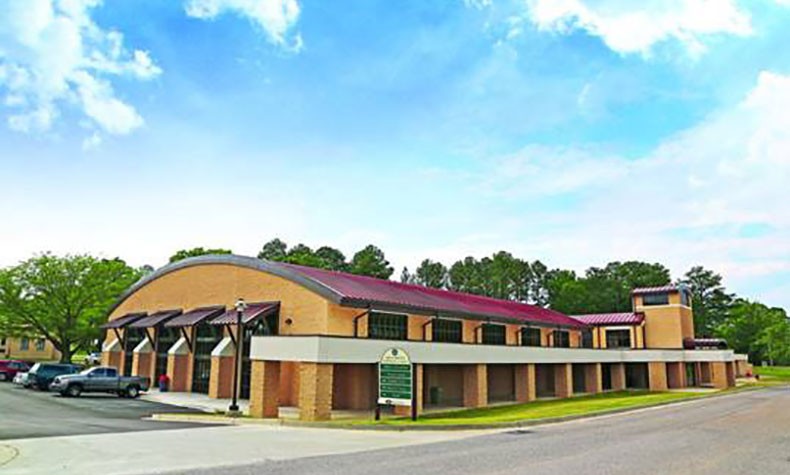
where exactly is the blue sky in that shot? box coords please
[1,0,789,309]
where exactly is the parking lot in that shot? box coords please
[0,381,207,440]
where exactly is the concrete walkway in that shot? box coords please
[0,424,488,475]
[141,389,370,419]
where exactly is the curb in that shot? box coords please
[150,385,773,431]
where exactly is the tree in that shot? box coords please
[400,267,414,284]
[679,266,734,336]
[283,244,325,268]
[448,257,486,295]
[169,247,232,263]
[257,238,288,261]
[0,254,142,363]
[528,260,551,306]
[349,245,394,279]
[314,246,348,271]
[413,259,448,289]
[716,299,790,364]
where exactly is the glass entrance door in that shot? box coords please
[191,324,222,394]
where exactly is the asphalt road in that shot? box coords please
[177,386,790,475]
[0,381,206,440]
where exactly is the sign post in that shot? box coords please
[377,348,416,421]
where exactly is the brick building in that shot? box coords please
[101,255,747,421]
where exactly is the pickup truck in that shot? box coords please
[50,366,150,398]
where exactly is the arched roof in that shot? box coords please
[110,254,585,328]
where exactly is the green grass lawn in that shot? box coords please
[357,390,707,427]
[754,366,790,381]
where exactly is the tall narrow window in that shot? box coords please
[35,338,45,351]
[20,337,29,351]
[552,330,570,348]
[432,319,462,343]
[581,329,594,348]
[520,327,542,347]
[368,312,408,340]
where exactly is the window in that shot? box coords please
[105,368,117,377]
[552,330,570,348]
[35,338,45,351]
[368,312,408,340]
[520,327,542,347]
[606,329,631,348]
[432,319,462,343]
[642,293,669,306]
[581,329,594,348]
[20,337,29,351]
[481,323,506,345]
[0,337,6,347]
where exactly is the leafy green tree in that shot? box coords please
[168,247,232,263]
[716,299,789,364]
[257,238,288,261]
[413,259,448,289]
[679,266,734,336]
[583,261,671,312]
[528,260,551,306]
[448,257,486,295]
[314,246,348,271]
[0,254,142,363]
[350,245,394,279]
[282,244,324,268]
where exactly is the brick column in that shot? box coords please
[710,362,730,389]
[208,355,236,399]
[463,364,488,407]
[132,352,152,378]
[610,363,626,391]
[394,364,423,417]
[515,364,536,403]
[584,363,603,394]
[554,363,573,398]
[167,354,190,392]
[249,360,280,418]
[726,362,736,387]
[648,362,668,391]
[299,363,334,421]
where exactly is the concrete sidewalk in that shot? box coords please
[141,389,370,420]
[0,423,486,475]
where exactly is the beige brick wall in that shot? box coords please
[298,362,334,421]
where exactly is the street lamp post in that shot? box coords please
[228,298,247,414]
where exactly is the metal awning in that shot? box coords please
[209,302,280,326]
[164,306,225,328]
[128,309,183,328]
[101,312,147,329]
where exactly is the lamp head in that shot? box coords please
[235,298,247,312]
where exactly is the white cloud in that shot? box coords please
[525,0,753,56]
[184,0,303,51]
[0,0,161,138]
[452,70,790,306]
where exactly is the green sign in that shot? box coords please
[378,348,412,406]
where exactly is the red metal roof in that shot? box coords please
[571,312,644,326]
[631,285,677,295]
[210,302,279,326]
[101,312,146,329]
[277,263,584,328]
[164,306,225,328]
[128,309,182,328]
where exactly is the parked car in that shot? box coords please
[27,363,82,390]
[50,366,150,398]
[83,352,102,366]
[0,360,30,382]
[13,371,30,386]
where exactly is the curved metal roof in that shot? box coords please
[108,254,584,328]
